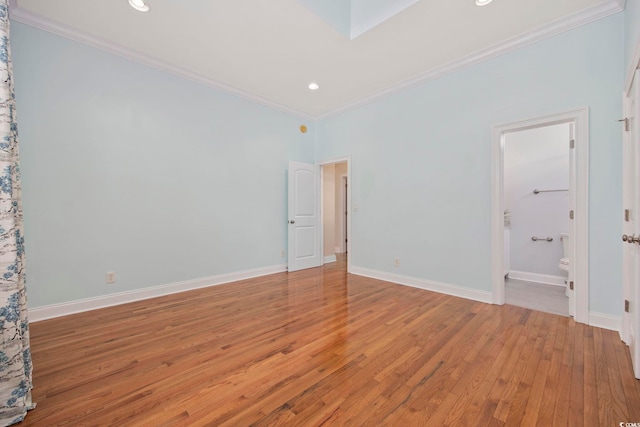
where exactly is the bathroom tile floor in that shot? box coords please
[505,277,569,317]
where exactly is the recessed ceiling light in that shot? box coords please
[475,0,493,5]
[308,82,319,91]
[128,0,150,12]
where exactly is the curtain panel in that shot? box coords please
[0,1,34,425]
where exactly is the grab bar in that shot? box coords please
[533,189,568,194]
[531,236,553,242]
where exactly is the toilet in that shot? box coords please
[559,232,569,296]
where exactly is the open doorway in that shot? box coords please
[492,109,589,324]
[321,160,350,269]
[503,123,571,317]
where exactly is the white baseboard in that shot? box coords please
[589,311,621,332]
[350,267,621,332]
[28,262,623,334]
[507,270,566,287]
[350,266,492,304]
[335,247,344,254]
[28,264,287,322]
[324,255,337,264]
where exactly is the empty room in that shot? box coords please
[1,0,640,425]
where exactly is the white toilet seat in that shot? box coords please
[559,257,569,271]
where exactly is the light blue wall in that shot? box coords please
[9,11,630,317]
[11,22,314,308]
[625,0,640,74]
[316,14,624,316]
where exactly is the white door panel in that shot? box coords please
[288,161,322,272]
[622,69,640,379]
[568,123,576,317]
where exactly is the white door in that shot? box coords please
[568,123,576,318]
[622,69,640,379]
[287,161,322,272]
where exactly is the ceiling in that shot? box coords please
[10,0,623,118]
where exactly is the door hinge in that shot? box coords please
[569,139,575,149]
[569,210,574,220]
[569,281,574,291]
[625,209,631,222]
[618,118,630,132]
[625,299,630,313]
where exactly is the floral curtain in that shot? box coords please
[0,1,34,425]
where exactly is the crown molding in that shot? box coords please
[316,0,624,120]
[9,0,623,121]
[8,3,315,121]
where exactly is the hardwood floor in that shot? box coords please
[22,258,640,426]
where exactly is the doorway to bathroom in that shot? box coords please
[492,109,589,323]
[503,123,571,316]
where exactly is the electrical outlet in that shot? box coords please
[105,271,116,284]
[281,249,285,258]
[394,258,400,267]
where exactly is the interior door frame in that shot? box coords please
[622,39,640,377]
[319,156,352,273]
[491,108,589,324]
[339,174,348,254]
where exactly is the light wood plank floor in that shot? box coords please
[22,258,640,426]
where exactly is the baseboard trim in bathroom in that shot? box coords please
[507,270,566,287]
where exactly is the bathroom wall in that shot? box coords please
[504,123,570,282]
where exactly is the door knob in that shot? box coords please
[623,234,640,243]
[288,220,295,224]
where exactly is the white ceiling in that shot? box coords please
[10,0,622,118]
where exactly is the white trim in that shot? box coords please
[324,255,337,264]
[335,246,343,254]
[8,6,313,121]
[9,1,621,121]
[624,38,640,96]
[589,311,621,332]
[507,270,567,287]
[28,264,286,322]
[351,266,493,304]
[318,156,352,274]
[288,161,322,272]
[316,1,623,120]
[338,174,348,254]
[492,108,589,325]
